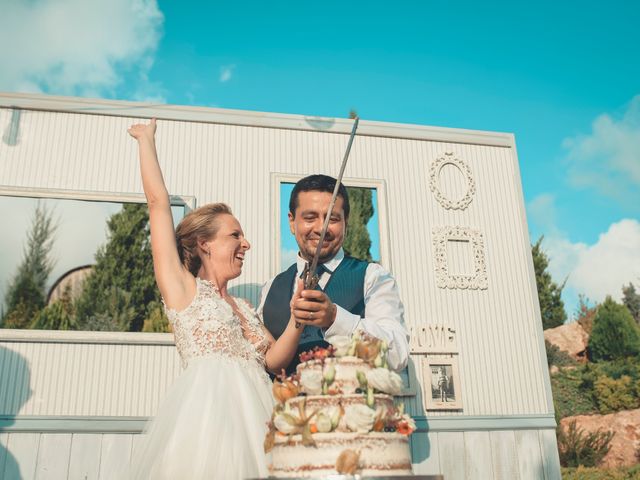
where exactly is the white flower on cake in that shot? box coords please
[366,368,403,395]
[300,369,323,395]
[344,404,376,433]
[329,335,352,356]
[273,412,298,434]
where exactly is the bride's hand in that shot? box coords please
[128,118,157,142]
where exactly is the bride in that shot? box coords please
[126,118,302,479]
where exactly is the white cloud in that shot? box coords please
[527,193,558,235]
[0,0,164,98]
[219,65,236,83]
[536,218,640,309]
[562,95,640,204]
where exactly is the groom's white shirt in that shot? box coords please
[256,249,410,371]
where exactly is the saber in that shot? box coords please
[297,116,359,327]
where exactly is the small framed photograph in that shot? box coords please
[422,357,463,410]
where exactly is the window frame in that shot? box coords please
[270,173,392,276]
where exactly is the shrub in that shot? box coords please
[552,368,598,419]
[546,340,577,368]
[562,465,640,480]
[142,302,172,333]
[588,297,640,362]
[594,375,639,414]
[557,420,614,468]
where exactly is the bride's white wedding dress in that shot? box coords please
[128,277,273,479]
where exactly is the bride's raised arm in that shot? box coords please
[128,119,193,309]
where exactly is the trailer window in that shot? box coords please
[277,179,386,272]
[0,193,190,332]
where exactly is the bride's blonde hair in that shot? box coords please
[175,203,233,275]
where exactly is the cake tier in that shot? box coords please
[296,356,371,394]
[269,431,412,477]
[286,393,395,432]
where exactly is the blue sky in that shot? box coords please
[1,0,639,319]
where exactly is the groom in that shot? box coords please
[257,174,409,374]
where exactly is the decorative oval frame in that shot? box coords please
[429,152,476,210]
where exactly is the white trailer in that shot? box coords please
[0,92,560,479]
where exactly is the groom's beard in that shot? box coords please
[299,235,341,264]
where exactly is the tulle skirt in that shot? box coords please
[127,355,273,480]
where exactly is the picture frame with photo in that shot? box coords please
[422,356,463,410]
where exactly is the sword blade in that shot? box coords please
[304,116,360,288]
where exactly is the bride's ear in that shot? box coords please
[197,238,211,258]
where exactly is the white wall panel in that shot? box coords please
[34,433,72,479]
[515,430,545,480]
[67,434,102,480]
[99,434,133,480]
[490,430,519,480]
[464,431,494,478]
[437,431,465,479]
[0,432,8,476]
[3,433,39,480]
[540,429,562,480]
[1,332,180,417]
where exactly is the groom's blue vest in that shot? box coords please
[262,256,368,373]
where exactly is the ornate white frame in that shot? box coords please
[429,152,476,210]
[432,225,488,290]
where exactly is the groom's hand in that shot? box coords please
[291,290,337,329]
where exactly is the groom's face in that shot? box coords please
[289,190,346,263]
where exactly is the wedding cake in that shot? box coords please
[264,332,415,477]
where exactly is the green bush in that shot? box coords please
[557,420,614,468]
[562,465,640,480]
[142,302,172,333]
[594,375,639,414]
[30,300,77,330]
[546,340,578,368]
[588,297,640,362]
[552,368,599,419]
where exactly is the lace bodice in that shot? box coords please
[164,278,271,370]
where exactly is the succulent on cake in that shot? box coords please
[264,398,318,452]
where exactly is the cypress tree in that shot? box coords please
[532,237,567,329]
[622,283,640,325]
[2,204,56,328]
[343,187,374,261]
[75,203,161,331]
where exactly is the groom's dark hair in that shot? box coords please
[289,174,350,221]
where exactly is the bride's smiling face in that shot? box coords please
[203,214,250,282]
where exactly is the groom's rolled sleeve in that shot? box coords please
[324,263,409,371]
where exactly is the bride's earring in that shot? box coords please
[206,249,211,259]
